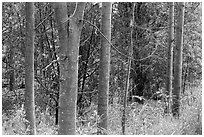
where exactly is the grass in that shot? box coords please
[2,85,202,135]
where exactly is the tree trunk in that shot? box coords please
[24,2,36,135]
[172,2,185,118]
[9,45,15,93]
[166,2,174,114]
[77,32,92,115]
[55,2,85,135]
[182,61,189,94]
[50,13,60,125]
[97,2,112,135]
[122,3,135,135]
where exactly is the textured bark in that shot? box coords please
[55,2,85,135]
[166,2,174,113]
[172,2,185,118]
[97,2,112,134]
[24,2,36,135]
[122,3,135,135]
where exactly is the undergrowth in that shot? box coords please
[2,86,202,135]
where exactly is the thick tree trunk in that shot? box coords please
[166,2,174,114]
[24,2,36,135]
[55,2,85,135]
[172,2,185,118]
[97,2,112,135]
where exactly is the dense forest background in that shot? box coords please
[2,2,202,135]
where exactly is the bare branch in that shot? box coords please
[81,19,159,62]
[41,58,60,71]
[35,11,54,30]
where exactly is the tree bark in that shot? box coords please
[24,2,36,135]
[97,2,112,135]
[166,2,174,114]
[55,2,85,135]
[172,2,185,118]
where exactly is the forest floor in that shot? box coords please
[2,86,202,135]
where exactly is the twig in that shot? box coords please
[80,34,92,47]
[135,24,169,32]
[41,58,60,71]
[35,11,54,30]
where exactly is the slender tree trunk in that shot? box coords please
[122,3,135,135]
[182,56,191,94]
[77,34,92,115]
[166,2,174,114]
[24,2,36,135]
[182,62,189,94]
[97,2,112,135]
[9,45,15,92]
[50,12,60,125]
[172,2,185,118]
[55,2,85,135]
